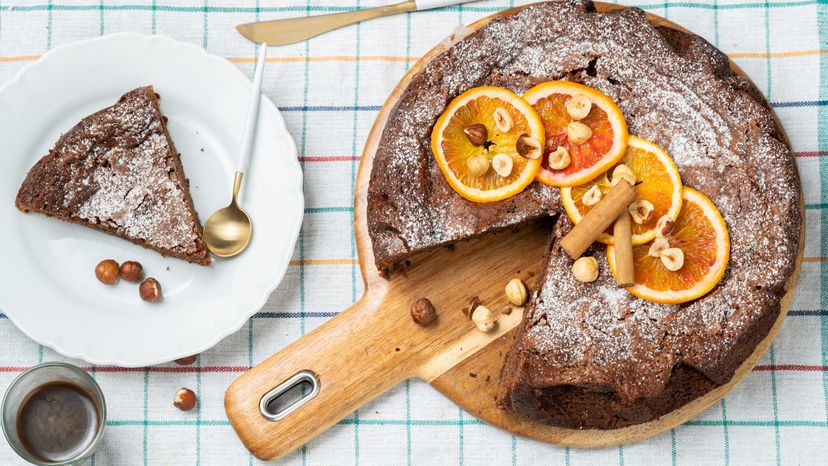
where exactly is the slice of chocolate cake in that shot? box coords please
[16,86,211,265]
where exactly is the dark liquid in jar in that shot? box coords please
[16,381,100,463]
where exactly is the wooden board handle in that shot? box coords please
[224,291,416,459]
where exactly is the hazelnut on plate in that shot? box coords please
[139,277,162,302]
[120,261,143,282]
[95,259,120,285]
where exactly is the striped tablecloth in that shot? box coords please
[0,0,825,464]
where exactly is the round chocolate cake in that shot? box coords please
[367,0,800,428]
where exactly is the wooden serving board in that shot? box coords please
[224,3,804,460]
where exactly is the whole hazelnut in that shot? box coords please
[410,298,437,325]
[567,121,593,145]
[139,277,162,302]
[120,261,144,282]
[471,305,497,332]
[565,94,592,120]
[467,155,491,177]
[463,124,488,146]
[174,355,198,366]
[572,256,599,283]
[173,388,197,411]
[505,278,528,306]
[95,259,120,285]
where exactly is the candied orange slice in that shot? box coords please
[561,136,683,245]
[607,187,730,304]
[431,86,545,203]
[522,81,628,187]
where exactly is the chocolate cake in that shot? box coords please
[16,86,211,266]
[367,0,800,428]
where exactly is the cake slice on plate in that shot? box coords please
[15,86,211,265]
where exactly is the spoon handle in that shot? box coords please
[235,44,268,195]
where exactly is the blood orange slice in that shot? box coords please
[523,81,628,187]
[607,187,730,304]
[431,86,545,203]
[561,136,683,245]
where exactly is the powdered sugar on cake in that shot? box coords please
[55,88,202,254]
[368,0,800,408]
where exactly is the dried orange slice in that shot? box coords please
[431,86,545,203]
[607,187,730,304]
[561,136,683,245]
[523,81,628,187]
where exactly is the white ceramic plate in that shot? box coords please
[0,33,304,366]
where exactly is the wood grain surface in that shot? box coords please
[224,2,804,460]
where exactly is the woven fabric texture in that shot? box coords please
[0,0,826,464]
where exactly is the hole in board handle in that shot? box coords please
[259,370,320,421]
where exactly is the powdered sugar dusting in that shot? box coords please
[368,0,800,407]
[75,132,198,250]
[44,87,202,255]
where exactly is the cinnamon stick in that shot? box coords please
[560,180,636,260]
[613,211,635,287]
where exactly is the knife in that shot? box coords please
[237,0,477,46]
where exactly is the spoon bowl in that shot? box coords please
[204,172,252,257]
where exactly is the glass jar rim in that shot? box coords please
[1,362,107,466]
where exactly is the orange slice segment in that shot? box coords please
[431,86,545,203]
[561,136,683,245]
[607,187,730,304]
[522,81,628,187]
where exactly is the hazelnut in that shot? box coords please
[463,124,488,146]
[119,261,143,282]
[467,154,490,177]
[139,277,162,302]
[656,216,674,237]
[648,237,670,258]
[174,355,198,366]
[515,135,542,159]
[611,164,636,186]
[582,185,602,206]
[572,256,599,283]
[660,247,685,271]
[173,388,197,411]
[565,94,592,120]
[628,200,654,224]
[566,121,592,145]
[410,298,437,325]
[95,259,120,285]
[471,305,496,332]
[547,145,571,170]
[491,153,513,177]
[463,296,481,319]
[493,107,514,133]
[505,278,528,306]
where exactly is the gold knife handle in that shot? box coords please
[238,0,418,46]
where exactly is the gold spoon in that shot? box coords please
[203,44,268,257]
